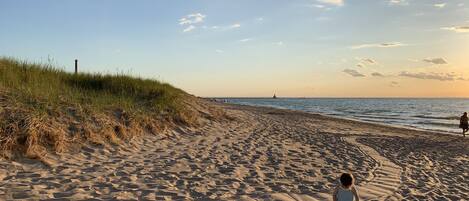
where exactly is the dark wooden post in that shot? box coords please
[74,59,78,74]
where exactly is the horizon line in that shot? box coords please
[204,96,469,99]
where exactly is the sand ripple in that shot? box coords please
[1,104,467,200]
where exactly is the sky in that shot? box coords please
[0,0,468,97]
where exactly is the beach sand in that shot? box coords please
[0,103,468,200]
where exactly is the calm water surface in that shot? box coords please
[226,98,469,134]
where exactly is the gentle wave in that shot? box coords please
[352,114,406,121]
[416,121,457,128]
[412,115,460,120]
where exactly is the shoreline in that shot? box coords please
[223,102,461,137]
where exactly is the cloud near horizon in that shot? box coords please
[442,26,469,33]
[422,58,448,65]
[343,69,365,77]
[399,71,464,81]
[350,42,406,49]
[371,72,385,77]
[389,81,399,87]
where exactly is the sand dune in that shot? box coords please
[0,103,468,200]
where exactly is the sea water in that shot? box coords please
[226,98,469,134]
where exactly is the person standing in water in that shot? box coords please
[459,112,468,137]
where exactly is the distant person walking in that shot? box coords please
[459,112,468,137]
[333,173,360,201]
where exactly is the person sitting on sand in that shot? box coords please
[333,173,360,201]
[459,112,468,137]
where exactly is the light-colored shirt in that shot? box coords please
[336,186,356,201]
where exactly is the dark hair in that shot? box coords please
[340,173,354,187]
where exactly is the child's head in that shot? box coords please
[340,173,354,188]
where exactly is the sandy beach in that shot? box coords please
[0,103,468,200]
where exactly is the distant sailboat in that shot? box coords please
[273,93,277,99]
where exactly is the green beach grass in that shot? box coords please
[0,57,202,160]
[0,57,184,114]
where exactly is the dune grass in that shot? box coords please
[0,57,197,160]
[0,57,185,115]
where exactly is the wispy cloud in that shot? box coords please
[305,3,333,11]
[273,41,284,46]
[356,58,377,68]
[311,4,326,8]
[207,23,241,31]
[441,26,469,33]
[355,58,377,67]
[183,25,196,33]
[434,3,446,8]
[255,17,264,23]
[229,23,241,29]
[350,42,407,49]
[343,69,365,77]
[179,13,206,25]
[371,72,385,77]
[363,58,376,64]
[399,71,460,81]
[215,49,224,53]
[422,58,448,65]
[389,81,399,87]
[388,0,409,6]
[317,0,344,6]
[179,13,206,33]
[239,38,253,43]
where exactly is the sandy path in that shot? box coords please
[344,137,402,200]
[358,136,469,200]
[269,136,402,201]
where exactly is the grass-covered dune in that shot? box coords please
[0,57,224,161]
